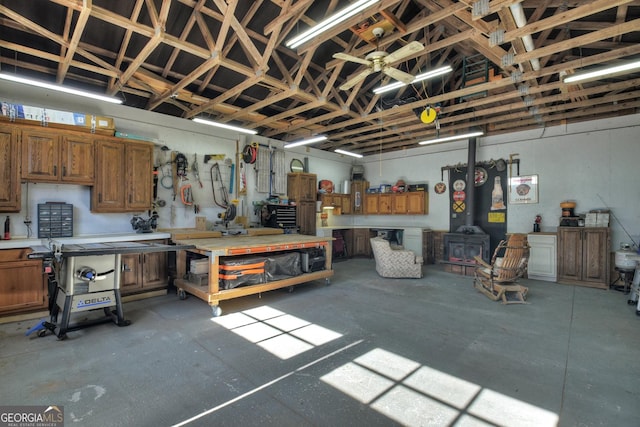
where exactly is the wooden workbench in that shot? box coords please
[172,234,334,316]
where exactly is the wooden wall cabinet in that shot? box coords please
[121,240,168,295]
[0,249,47,315]
[365,192,428,215]
[21,127,94,185]
[0,124,21,212]
[557,227,610,289]
[320,194,351,214]
[287,173,317,235]
[92,139,153,212]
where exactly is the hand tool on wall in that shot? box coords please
[192,154,203,188]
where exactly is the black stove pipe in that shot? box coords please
[455,136,484,234]
[465,137,477,228]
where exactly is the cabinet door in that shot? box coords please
[92,139,126,211]
[126,142,153,210]
[379,194,392,214]
[406,192,425,214]
[21,128,60,181]
[582,228,610,285]
[0,249,46,315]
[301,174,316,201]
[352,229,373,257]
[364,194,378,214]
[297,201,316,235]
[143,252,168,289]
[557,228,583,281]
[339,194,351,214]
[61,134,94,184]
[527,234,557,281]
[351,181,367,214]
[392,193,408,214]
[0,125,20,212]
[120,253,142,294]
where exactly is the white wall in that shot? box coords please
[2,81,639,250]
[351,114,640,250]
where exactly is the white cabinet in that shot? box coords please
[528,233,557,282]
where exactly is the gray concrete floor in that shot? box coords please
[1,259,639,427]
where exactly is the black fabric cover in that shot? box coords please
[265,252,302,281]
[219,256,266,289]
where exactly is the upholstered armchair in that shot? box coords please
[370,237,423,278]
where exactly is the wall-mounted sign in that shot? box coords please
[509,174,539,204]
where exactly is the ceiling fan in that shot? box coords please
[333,28,424,91]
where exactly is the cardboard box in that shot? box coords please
[195,216,207,230]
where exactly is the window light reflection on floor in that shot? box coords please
[211,305,343,360]
[321,348,559,427]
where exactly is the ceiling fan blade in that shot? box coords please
[339,68,374,91]
[383,66,415,84]
[332,52,372,66]
[383,41,424,64]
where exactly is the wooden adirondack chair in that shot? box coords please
[473,233,530,304]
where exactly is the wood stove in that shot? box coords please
[443,232,490,266]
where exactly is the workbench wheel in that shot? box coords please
[287,286,294,293]
[212,306,222,317]
[628,299,637,305]
[178,289,187,300]
[37,329,47,338]
[636,310,640,316]
[325,278,331,286]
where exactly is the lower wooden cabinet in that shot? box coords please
[0,249,47,315]
[557,227,610,289]
[121,241,168,295]
[346,228,376,257]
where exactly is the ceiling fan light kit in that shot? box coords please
[373,65,453,94]
[285,0,381,49]
[418,131,484,146]
[563,59,640,83]
[192,117,258,135]
[284,135,327,148]
[335,149,363,158]
[0,72,123,104]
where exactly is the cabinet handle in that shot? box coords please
[53,165,57,176]
[129,194,132,204]
[62,166,66,176]
[99,193,102,202]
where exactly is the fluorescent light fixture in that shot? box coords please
[0,72,123,104]
[193,117,258,135]
[373,66,453,94]
[563,59,640,83]
[335,148,363,158]
[418,131,483,145]
[284,135,327,148]
[285,0,380,49]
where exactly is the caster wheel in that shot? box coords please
[325,278,331,286]
[287,286,294,293]
[178,289,187,300]
[212,306,222,317]
[636,310,640,317]
[628,299,637,305]
[37,329,47,338]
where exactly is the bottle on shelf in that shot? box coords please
[4,216,10,240]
